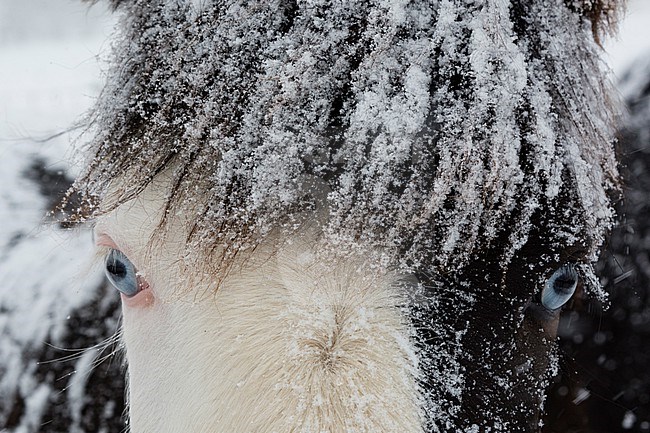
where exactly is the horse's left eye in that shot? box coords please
[105,249,140,297]
[541,264,578,310]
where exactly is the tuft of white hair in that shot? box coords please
[100,179,424,432]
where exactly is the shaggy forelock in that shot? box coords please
[76,0,621,274]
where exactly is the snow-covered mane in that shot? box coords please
[74,0,623,432]
[78,0,619,272]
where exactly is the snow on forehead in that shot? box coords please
[80,0,618,276]
[187,0,210,13]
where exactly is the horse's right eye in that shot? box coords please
[540,264,578,310]
[105,249,140,297]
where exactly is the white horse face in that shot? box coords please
[94,175,581,433]
[95,178,424,433]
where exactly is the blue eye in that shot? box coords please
[541,264,578,310]
[105,249,140,297]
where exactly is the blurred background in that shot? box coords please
[0,2,123,432]
[0,1,648,432]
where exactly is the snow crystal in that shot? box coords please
[623,411,637,429]
[573,387,591,405]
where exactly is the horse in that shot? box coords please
[74,0,623,431]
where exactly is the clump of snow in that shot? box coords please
[622,410,637,429]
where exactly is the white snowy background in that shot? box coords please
[1,2,120,432]
[0,1,649,432]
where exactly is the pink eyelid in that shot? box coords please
[95,233,119,249]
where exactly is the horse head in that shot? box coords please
[76,1,623,431]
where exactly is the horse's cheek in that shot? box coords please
[120,301,190,431]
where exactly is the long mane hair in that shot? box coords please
[75,0,621,276]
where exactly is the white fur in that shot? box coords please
[96,179,424,433]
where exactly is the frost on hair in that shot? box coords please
[73,0,621,277]
[564,0,624,44]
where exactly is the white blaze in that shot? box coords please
[96,178,424,433]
